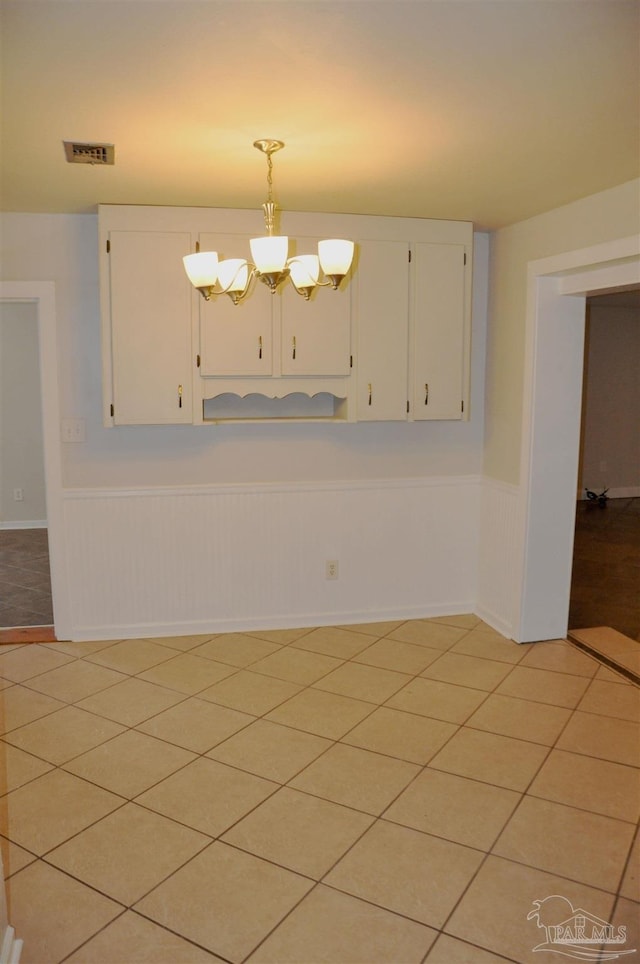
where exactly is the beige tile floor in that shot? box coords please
[0,616,638,964]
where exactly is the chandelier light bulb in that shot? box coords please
[183,251,219,288]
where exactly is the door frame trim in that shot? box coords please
[0,281,70,638]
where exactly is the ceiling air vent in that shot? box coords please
[63,141,115,165]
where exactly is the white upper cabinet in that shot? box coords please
[198,234,273,377]
[410,242,467,421]
[104,230,193,425]
[279,238,351,376]
[355,240,410,421]
[99,206,472,425]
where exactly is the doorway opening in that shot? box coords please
[568,289,640,644]
[0,282,70,643]
[0,300,53,629]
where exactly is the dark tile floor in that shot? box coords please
[569,497,640,641]
[0,528,53,628]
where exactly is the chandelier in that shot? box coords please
[183,140,355,304]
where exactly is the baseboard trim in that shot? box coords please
[66,601,478,642]
[0,926,23,964]
[0,520,47,530]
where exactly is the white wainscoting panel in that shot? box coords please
[475,476,520,639]
[62,477,481,640]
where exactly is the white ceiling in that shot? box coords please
[1,0,638,229]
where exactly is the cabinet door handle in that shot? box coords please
[424,383,429,405]
[258,336,263,360]
[368,383,372,406]
[292,336,296,360]
[178,384,183,409]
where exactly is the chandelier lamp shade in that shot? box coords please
[183,140,355,305]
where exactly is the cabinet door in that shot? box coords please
[199,234,273,376]
[280,238,351,376]
[411,242,466,421]
[108,231,192,424]
[356,240,409,421]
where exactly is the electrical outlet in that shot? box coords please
[13,488,24,502]
[61,418,86,443]
[326,560,339,580]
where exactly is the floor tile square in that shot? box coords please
[578,678,640,722]
[251,647,343,685]
[426,934,515,963]
[135,758,277,836]
[385,768,520,850]
[611,898,640,963]
[246,627,312,645]
[76,676,185,726]
[23,658,126,703]
[136,697,254,753]
[198,670,302,716]
[63,730,196,797]
[450,629,525,664]
[466,693,571,745]
[290,743,420,815]
[138,652,236,694]
[47,639,123,657]
[528,748,640,822]
[493,795,635,893]
[595,664,631,684]
[206,719,331,783]
[387,621,467,651]
[66,911,223,963]
[620,832,640,902]
[429,614,482,630]
[386,677,487,723]
[86,639,176,675]
[190,633,282,667]
[336,620,406,637]
[222,786,373,879]
[3,769,122,854]
[556,710,640,767]
[325,819,483,928]
[146,633,217,652]
[496,665,590,708]
[313,661,412,704]
[248,884,437,963]
[0,644,73,683]
[341,706,457,764]
[421,652,512,691]
[3,704,125,765]
[428,728,549,791]
[518,640,599,677]
[134,842,313,962]
[0,837,36,879]
[0,742,53,793]
[47,802,210,905]
[0,683,65,734]
[354,637,442,675]
[291,626,375,659]
[266,687,374,739]
[446,855,615,964]
[7,860,121,964]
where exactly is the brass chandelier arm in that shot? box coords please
[183,140,354,304]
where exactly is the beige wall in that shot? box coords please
[579,296,640,495]
[484,178,640,485]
